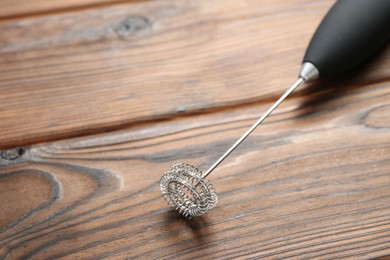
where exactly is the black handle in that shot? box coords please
[302,0,390,79]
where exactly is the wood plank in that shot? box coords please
[0,79,389,259]
[0,0,127,20]
[1,0,389,149]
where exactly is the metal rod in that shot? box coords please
[202,77,305,179]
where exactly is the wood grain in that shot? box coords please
[1,0,390,149]
[0,79,389,259]
[0,0,131,20]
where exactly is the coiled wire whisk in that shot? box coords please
[160,79,305,218]
[160,163,218,219]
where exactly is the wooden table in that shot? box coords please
[1,0,389,259]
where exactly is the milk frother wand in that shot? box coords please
[160,0,390,218]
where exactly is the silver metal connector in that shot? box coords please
[299,62,320,81]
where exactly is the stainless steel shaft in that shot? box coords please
[202,77,305,179]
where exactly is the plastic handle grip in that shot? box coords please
[303,0,390,79]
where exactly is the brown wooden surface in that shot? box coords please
[1,80,389,259]
[2,0,390,150]
[1,0,390,259]
[0,0,128,19]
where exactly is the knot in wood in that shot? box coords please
[115,16,152,38]
[1,147,25,160]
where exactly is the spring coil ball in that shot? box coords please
[160,163,218,218]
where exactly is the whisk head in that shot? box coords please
[160,163,218,219]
